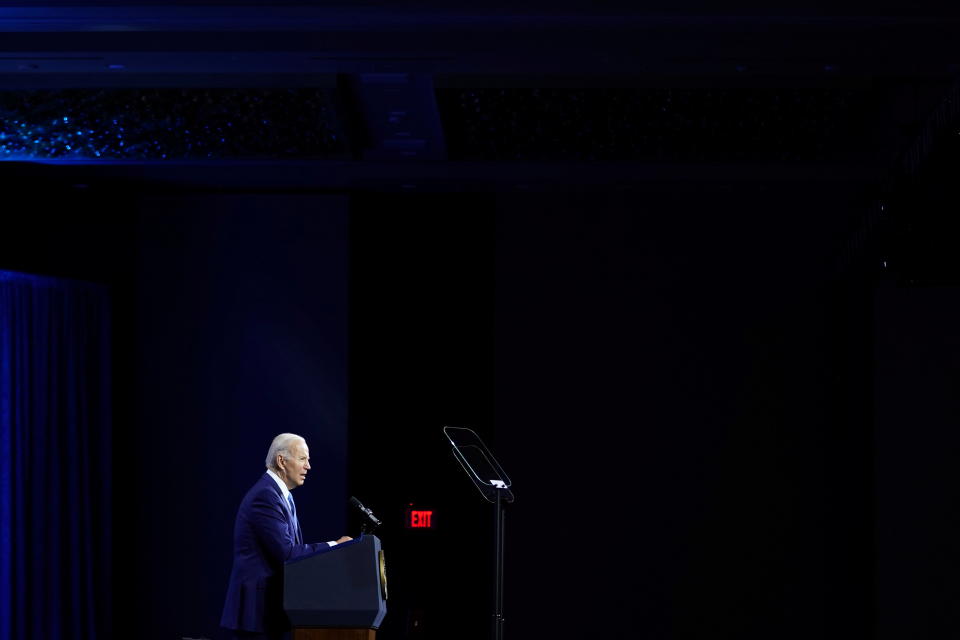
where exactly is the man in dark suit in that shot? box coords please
[221,433,352,640]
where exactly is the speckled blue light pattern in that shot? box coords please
[0,88,345,161]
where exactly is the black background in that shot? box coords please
[0,181,879,638]
[2,4,960,639]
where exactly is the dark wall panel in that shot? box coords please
[122,195,349,639]
[494,189,866,639]
[875,286,960,639]
[348,194,494,640]
[348,186,869,639]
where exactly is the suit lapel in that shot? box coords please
[263,473,299,543]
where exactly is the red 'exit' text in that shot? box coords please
[409,510,433,528]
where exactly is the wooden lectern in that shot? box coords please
[284,535,387,640]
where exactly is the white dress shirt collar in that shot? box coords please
[266,468,291,501]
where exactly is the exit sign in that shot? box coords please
[405,508,434,529]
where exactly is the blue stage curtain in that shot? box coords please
[0,270,112,640]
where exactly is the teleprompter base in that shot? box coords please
[292,628,376,640]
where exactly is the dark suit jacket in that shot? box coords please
[220,472,332,633]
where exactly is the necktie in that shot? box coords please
[287,494,302,545]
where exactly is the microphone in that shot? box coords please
[349,496,382,527]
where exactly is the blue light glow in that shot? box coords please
[0,88,345,162]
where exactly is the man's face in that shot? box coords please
[278,441,311,490]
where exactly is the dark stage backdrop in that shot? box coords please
[2,184,882,639]
[346,187,873,639]
[347,194,495,640]
[114,195,350,640]
[492,189,872,639]
[875,286,960,638]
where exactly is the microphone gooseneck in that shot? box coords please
[349,495,382,527]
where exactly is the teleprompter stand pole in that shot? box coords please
[493,488,506,640]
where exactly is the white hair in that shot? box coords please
[265,433,306,471]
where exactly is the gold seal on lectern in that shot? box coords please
[379,549,388,600]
